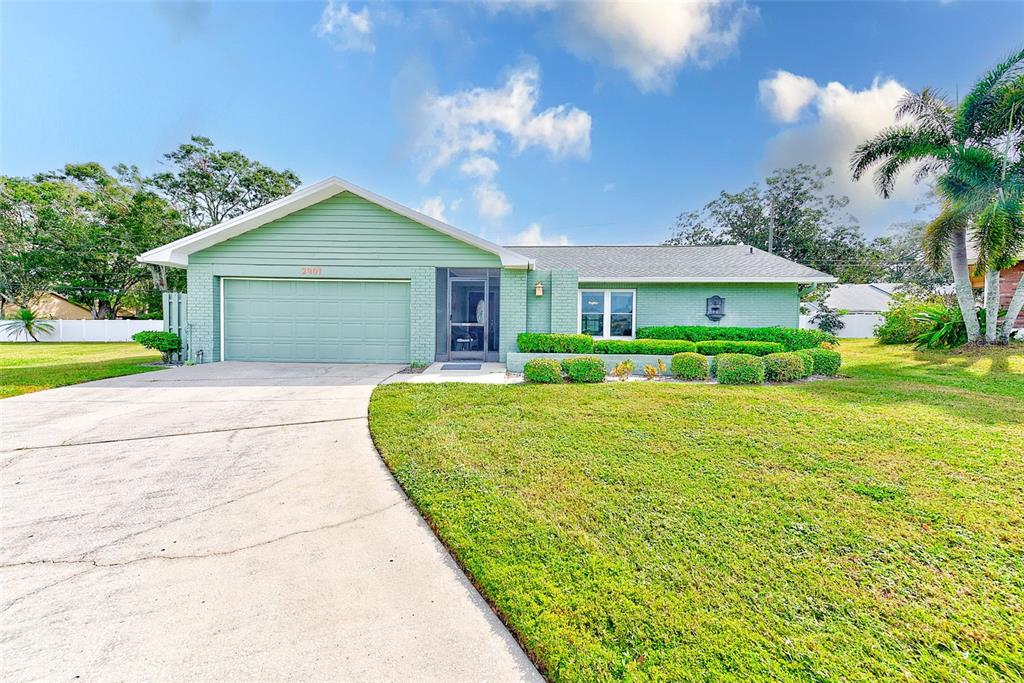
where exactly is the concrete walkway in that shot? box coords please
[0,363,541,682]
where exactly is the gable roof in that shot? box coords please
[508,245,836,283]
[138,177,533,269]
[805,283,898,313]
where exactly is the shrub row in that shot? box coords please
[519,334,785,356]
[517,333,593,353]
[524,348,842,384]
[592,339,697,354]
[694,340,784,356]
[635,325,835,351]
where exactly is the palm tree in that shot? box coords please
[1,307,55,342]
[850,48,1024,344]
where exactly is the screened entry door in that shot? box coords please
[449,278,488,360]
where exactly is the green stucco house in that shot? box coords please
[140,177,835,365]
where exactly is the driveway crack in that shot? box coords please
[0,500,403,611]
[0,416,368,458]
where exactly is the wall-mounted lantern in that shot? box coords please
[706,295,725,321]
[534,281,544,297]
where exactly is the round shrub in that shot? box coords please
[671,352,709,380]
[713,353,765,385]
[762,352,805,382]
[794,349,815,377]
[809,348,842,376]
[523,358,564,383]
[132,330,181,364]
[561,355,606,383]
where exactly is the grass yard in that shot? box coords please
[0,342,162,399]
[369,339,1024,682]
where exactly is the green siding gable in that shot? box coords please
[189,192,501,268]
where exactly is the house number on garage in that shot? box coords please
[300,267,323,276]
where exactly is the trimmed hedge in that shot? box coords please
[794,349,815,377]
[517,333,593,353]
[524,358,564,383]
[809,348,842,376]
[763,352,805,382]
[593,339,697,355]
[713,354,765,385]
[561,356,606,383]
[695,340,785,356]
[636,325,835,351]
[671,352,709,380]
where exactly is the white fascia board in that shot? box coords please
[137,176,532,269]
[577,275,838,284]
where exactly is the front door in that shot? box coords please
[449,278,487,360]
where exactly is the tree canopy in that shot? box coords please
[148,135,301,231]
[665,164,948,287]
[0,137,301,318]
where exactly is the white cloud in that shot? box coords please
[473,183,512,220]
[417,195,449,222]
[505,222,570,246]
[761,73,921,225]
[758,70,819,123]
[459,155,500,180]
[417,63,591,181]
[559,0,754,93]
[315,1,374,52]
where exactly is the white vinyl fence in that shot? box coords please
[800,313,882,339]
[3,319,163,342]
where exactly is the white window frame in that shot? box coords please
[577,289,636,339]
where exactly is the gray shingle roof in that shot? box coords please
[505,245,835,282]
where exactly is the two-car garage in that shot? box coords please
[221,278,411,363]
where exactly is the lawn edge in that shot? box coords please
[366,386,550,681]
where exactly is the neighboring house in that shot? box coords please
[804,283,900,314]
[968,249,1024,330]
[139,177,834,365]
[2,292,91,320]
[801,283,900,339]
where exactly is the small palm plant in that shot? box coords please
[1,307,55,342]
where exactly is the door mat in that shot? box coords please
[441,363,482,370]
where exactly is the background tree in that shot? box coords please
[666,165,876,283]
[148,135,300,231]
[868,221,952,291]
[0,176,66,310]
[41,163,183,319]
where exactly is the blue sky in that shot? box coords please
[3,1,1022,246]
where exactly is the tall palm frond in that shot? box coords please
[850,128,951,196]
[956,47,1024,141]
[895,88,955,136]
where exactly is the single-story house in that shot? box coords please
[139,177,835,364]
[2,292,92,320]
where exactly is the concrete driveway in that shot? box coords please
[0,363,541,682]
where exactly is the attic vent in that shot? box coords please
[706,295,726,321]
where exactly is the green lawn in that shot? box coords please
[0,342,163,399]
[369,339,1024,682]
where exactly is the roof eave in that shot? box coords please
[577,275,838,284]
